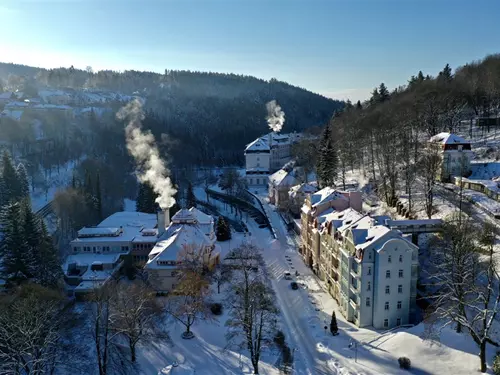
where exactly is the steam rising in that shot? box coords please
[117,99,176,210]
[266,100,285,133]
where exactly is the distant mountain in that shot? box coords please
[0,62,343,166]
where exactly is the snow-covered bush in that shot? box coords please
[210,303,223,315]
[493,352,500,375]
[398,356,411,370]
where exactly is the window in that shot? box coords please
[367,281,371,291]
[399,254,403,263]
[121,246,129,252]
[386,270,391,279]
[367,267,372,276]
[385,286,390,294]
[398,285,403,293]
[385,302,390,310]
[384,319,389,328]
[388,255,392,263]
[93,246,96,253]
[369,252,372,260]
[366,297,371,307]
[396,318,401,326]
[397,301,402,309]
[399,269,404,278]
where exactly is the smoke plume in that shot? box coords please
[266,100,285,133]
[117,98,176,210]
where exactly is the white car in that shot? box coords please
[284,271,292,280]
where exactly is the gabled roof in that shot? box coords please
[310,187,347,208]
[269,169,298,187]
[430,132,469,145]
[289,183,318,198]
[189,207,213,225]
[245,137,270,152]
[244,132,301,152]
[146,225,210,269]
[172,209,198,224]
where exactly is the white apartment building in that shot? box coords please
[244,132,301,187]
[429,132,473,182]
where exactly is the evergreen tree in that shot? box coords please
[186,182,197,208]
[21,201,40,276]
[216,216,231,241]
[378,83,390,102]
[16,163,30,201]
[34,220,63,287]
[344,99,353,110]
[438,63,453,82]
[137,182,159,213]
[316,125,338,188]
[1,150,20,204]
[136,183,145,212]
[417,71,425,82]
[369,88,380,104]
[95,172,103,222]
[169,177,181,218]
[0,203,29,284]
[330,311,339,335]
[355,100,362,110]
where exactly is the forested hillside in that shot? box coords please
[0,63,343,167]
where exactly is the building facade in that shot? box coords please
[429,132,473,182]
[244,132,300,188]
[268,168,299,210]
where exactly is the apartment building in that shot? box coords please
[268,168,299,210]
[429,132,473,182]
[288,183,318,216]
[317,212,419,329]
[244,132,301,187]
[300,187,362,271]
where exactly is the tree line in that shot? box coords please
[311,54,500,218]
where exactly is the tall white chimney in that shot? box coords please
[157,210,170,238]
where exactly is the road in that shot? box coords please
[434,183,498,225]
[252,199,369,375]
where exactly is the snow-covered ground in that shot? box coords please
[30,159,80,212]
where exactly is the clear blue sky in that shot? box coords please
[0,0,499,101]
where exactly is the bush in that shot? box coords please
[210,303,223,315]
[398,357,411,370]
[493,352,500,375]
[273,330,286,348]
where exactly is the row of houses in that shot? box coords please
[64,207,220,296]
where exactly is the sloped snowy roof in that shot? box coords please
[430,132,469,145]
[323,208,364,231]
[172,208,198,224]
[0,109,23,121]
[289,183,318,197]
[189,207,213,225]
[0,92,13,99]
[310,187,347,208]
[269,169,298,187]
[146,224,210,269]
[245,132,300,152]
[5,101,28,108]
[245,137,270,152]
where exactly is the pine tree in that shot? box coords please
[330,311,339,335]
[438,63,453,82]
[186,182,197,208]
[316,125,338,188]
[16,163,30,200]
[136,183,145,212]
[417,71,425,81]
[378,83,390,102]
[0,203,29,284]
[21,201,41,277]
[369,88,380,105]
[95,172,103,222]
[34,220,63,287]
[1,150,20,204]
[216,216,231,241]
[355,100,362,110]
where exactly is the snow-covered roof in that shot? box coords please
[5,101,28,108]
[269,169,298,187]
[430,132,470,145]
[64,253,121,268]
[39,89,69,98]
[189,207,213,225]
[310,187,347,208]
[244,132,300,152]
[0,109,23,121]
[0,92,13,99]
[78,227,121,237]
[172,208,198,224]
[146,224,210,269]
[289,183,318,198]
[71,211,157,244]
[32,104,72,110]
[323,208,364,231]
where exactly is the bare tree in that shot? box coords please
[211,264,233,294]
[110,281,167,363]
[225,244,279,374]
[0,283,65,375]
[166,271,212,339]
[419,145,442,218]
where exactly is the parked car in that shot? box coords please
[284,271,292,280]
[290,282,299,290]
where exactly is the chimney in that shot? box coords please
[157,210,170,238]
